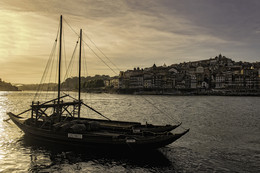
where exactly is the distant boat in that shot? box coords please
[7,15,189,150]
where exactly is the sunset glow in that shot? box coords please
[0,0,260,84]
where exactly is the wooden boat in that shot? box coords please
[7,15,189,150]
[8,112,188,150]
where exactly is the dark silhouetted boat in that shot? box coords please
[7,15,189,150]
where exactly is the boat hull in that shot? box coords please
[8,112,189,150]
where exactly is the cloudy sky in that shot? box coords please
[0,0,260,84]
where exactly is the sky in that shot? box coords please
[0,0,260,84]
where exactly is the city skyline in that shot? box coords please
[1,0,260,84]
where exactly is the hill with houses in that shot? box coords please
[105,54,260,95]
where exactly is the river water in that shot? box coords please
[0,91,259,172]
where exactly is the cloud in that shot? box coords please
[0,0,260,83]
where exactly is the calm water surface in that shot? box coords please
[0,91,259,172]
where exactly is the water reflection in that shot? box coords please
[19,135,172,172]
[2,92,260,172]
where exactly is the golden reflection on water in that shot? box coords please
[0,91,8,131]
[0,92,30,172]
[0,92,9,168]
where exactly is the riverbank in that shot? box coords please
[17,87,260,96]
[83,88,260,96]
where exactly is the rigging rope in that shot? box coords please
[63,38,80,99]
[63,38,79,82]
[83,39,118,75]
[45,45,56,101]
[63,18,79,37]
[34,22,60,102]
[81,43,92,116]
[140,95,189,130]
[62,25,68,71]
[82,42,88,79]
[54,44,59,99]
[83,32,121,72]
[63,17,119,75]
[34,39,57,101]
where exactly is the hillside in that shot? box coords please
[0,79,18,91]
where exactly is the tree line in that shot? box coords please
[18,75,110,91]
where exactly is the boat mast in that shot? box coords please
[57,15,62,119]
[78,29,82,119]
